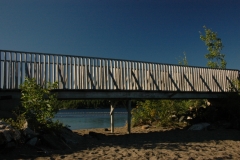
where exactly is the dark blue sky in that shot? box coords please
[0,0,239,69]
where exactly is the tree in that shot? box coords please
[4,78,63,131]
[178,52,188,66]
[20,78,61,130]
[200,26,227,69]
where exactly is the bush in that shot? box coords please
[131,100,192,127]
[4,78,64,131]
[3,108,26,130]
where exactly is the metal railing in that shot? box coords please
[0,50,239,92]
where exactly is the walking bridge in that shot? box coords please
[1,50,239,133]
[0,50,239,99]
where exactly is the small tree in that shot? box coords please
[20,78,60,130]
[200,26,226,69]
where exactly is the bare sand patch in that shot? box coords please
[1,126,240,159]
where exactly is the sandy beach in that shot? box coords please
[1,126,240,160]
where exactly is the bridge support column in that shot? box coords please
[127,100,132,134]
[110,101,117,133]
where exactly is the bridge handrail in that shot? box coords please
[1,50,239,92]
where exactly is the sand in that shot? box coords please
[1,126,240,160]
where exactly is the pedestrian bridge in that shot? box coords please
[0,50,239,100]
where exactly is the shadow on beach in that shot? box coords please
[1,128,240,159]
[84,128,240,149]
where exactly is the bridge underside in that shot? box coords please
[0,89,230,100]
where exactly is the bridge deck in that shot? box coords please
[0,89,231,100]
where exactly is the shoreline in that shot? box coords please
[1,126,240,159]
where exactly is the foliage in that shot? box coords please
[19,78,63,131]
[200,26,226,69]
[3,108,26,130]
[178,52,188,66]
[131,100,191,127]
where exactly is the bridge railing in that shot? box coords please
[0,50,239,92]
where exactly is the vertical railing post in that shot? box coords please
[88,58,91,89]
[105,59,108,89]
[126,61,129,90]
[14,52,18,89]
[52,55,55,84]
[60,56,64,89]
[65,56,68,89]
[34,53,37,80]
[9,52,12,89]
[85,58,87,89]
[3,52,7,89]
[114,60,116,89]
[124,61,128,90]
[29,53,32,79]
[70,56,73,89]
[43,54,46,87]
[95,58,98,89]
[38,54,41,86]
[77,57,80,89]
[130,61,133,90]
[55,55,57,85]
[119,60,122,89]
[80,57,83,89]
[73,57,76,89]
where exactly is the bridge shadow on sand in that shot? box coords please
[2,128,240,159]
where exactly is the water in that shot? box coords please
[53,108,128,130]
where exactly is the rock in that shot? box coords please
[22,127,38,138]
[42,133,68,150]
[89,131,105,140]
[222,122,231,129]
[5,141,16,149]
[188,123,210,131]
[141,125,150,130]
[0,120,21,143]
[0,131,6,145]
[179,116,185,122]
[26,137,38,146]
[187,116,193,120]
[207,124,218,130]
[0,120,21,150]
[58,127,83,144]
[22,120,28,129]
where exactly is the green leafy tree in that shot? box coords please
[200,26,226,69]
[20,78,61,130]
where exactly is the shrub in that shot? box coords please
[18,78,63,131]
[131,100,191,127]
